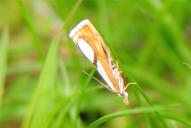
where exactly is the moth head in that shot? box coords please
[121,91,129,105]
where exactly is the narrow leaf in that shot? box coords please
[23,40,59,128]
[0,28,8,106]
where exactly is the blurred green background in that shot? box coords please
[0,0,191,128]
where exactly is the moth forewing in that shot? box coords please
[96,60,117,91]
[77,39,94,63]
[69,19,129,104]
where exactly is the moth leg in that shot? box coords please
[116,61,119,69]
[119,71,123,75]
[112,64,117,69]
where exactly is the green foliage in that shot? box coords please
[0,28,8,106]
[0,0,191,128]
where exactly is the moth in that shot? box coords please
[69,19,133,105]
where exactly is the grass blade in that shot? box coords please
[18,0,45,61]
[0,28,8,106]
[88,106,169,128]
[22,40,59,128]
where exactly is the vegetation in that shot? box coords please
[0,0,191,128]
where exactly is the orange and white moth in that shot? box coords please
[69,19,131,105]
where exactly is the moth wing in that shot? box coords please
[70,19,120,93]
[96,60,117,92]
[70,19,110,57]
[77,39,94,63]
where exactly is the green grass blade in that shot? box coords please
[56,0,83,40]
[22,40,59,128]
[132,87,153,128]
[162,114,191,127]
[147,0,191,63]
[132,84,169,128]
[0,28,8,106]
[52,98,73,128]
[88,106,169,128]
[126,67,185,103]
[59,59,71,96]
[18,0,44,61]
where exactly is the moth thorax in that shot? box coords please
[121,92,128,105]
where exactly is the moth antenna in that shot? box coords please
[83,70,116,93]
[123,82,137,91]
[110,58,114,64]
[82,70,105,86]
